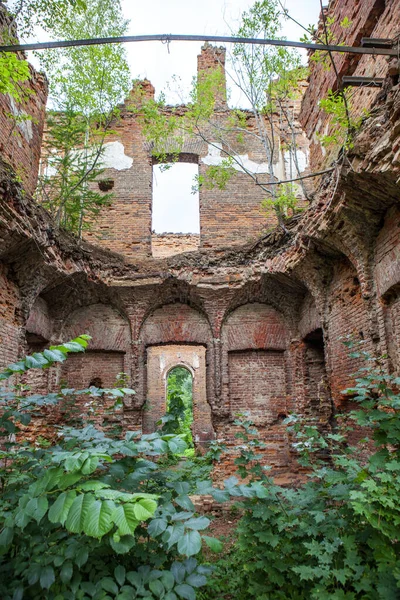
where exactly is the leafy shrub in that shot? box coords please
[200,346,400,599]
[0,337,221,600]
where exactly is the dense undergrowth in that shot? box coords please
[1,337,400,599]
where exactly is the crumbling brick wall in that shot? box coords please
[0,0,399,482]
[0,3,48,195]
[83,44,309,260]
[300,0,400,171]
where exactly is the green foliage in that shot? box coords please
[318,90,366,150]
[160,368,193,448]
[38,107,114,233]
[0,340,223,599]
[35,0,131,236]
[0,52,30,101]
[7,0,87,39]
[262,183,302,220]
[200,347,400,599]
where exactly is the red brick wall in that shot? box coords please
[228,350,287,425]
[0,4,48,195]
[326,260,371,405]
[300,0,400,171]
[0,264,21,369]
[60,351,125,429]
[151,234,200,258]
[374,206,400,298]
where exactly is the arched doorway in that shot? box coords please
[164,366,194,449]
[144,345,215,446]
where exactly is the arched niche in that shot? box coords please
[26,297,52,345]
[62,303,130,352]
[140,303,211,346]
[60,303,131,391]
[221,303,290,426]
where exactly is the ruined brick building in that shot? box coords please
[0,0,399,476]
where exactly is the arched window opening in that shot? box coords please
[165,366,194,450]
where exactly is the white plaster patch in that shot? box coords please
[192,353,200,369]
[202,143,271,175]
[283,149,308,179]
[101,141,133,171]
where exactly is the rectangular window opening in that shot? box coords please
[151,162,200,258]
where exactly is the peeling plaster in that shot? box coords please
[102,141,133,171]
[202,143,308,179]
[202,143,271,174]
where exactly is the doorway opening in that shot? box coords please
[165,366,194,450]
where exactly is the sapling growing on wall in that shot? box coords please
[35,0,131,237]
[133,0,308,230]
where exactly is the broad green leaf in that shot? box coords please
[185,517,210,531]
[175,584,196,600]
[171,562,186,584]
[101,577,119,595]
[83,499,114,538]
[25,496,48,524]
[65,493,95,533]
[113,504,139,536]
[81,455,100,475]
[0,527,13,547]
[29,467,63,496]
[43,349,66,362]
[149,580,165,598]
[186,574,207,588]
[60,561,73,584]
[126,571,142,588]
[49,491,77,525]
[148,518,168,537]
[161,571,174,591]
[133,498,157,521]
[40,566,55,590]
[115,565,126,586]
[75,547,89,568]
[78,480,110,491]
[177,531,202,557]
[58,472,82,490]
[110,535,136,554]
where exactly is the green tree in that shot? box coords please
[0,1,85,101]
[36,0,131,236]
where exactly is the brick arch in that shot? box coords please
[137,302,215,428]
[218,302,292,467]
[144,345,214,445]
[140,302,212,346]
[62,303,131,352]
[221,302,289,352]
